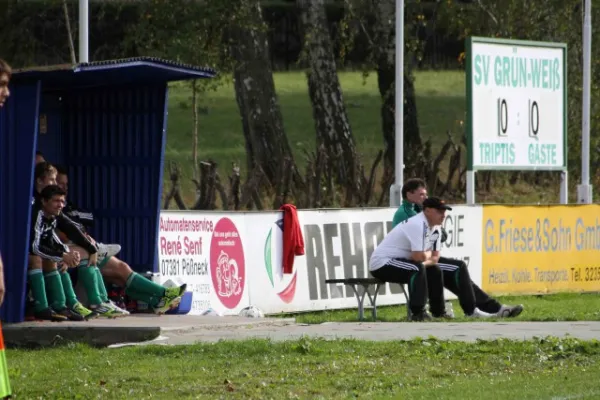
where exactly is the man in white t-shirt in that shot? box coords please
[369,197,494,321]
[393,179,524,318]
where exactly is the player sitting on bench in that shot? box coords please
[51,166,186,314]
[54,165,128,315]
[29,183,99,321]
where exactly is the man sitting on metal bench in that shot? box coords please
[370,197,498,321]
[368,197,444,321]
[393,178,524,318]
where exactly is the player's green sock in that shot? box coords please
[28,269,49,312]
[60,271,79,309]
[77,262,103,306]
[94,266,109,303]
[125,288,159,307]
[125,273,165,307]
[44,270,66,311]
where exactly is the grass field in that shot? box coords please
[164,70,469,206]
[7,336,600,399]
[6,293,600,398]
[278,292,600,324]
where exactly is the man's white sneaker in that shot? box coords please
[496,304,524,318]
[97,243,121,263]
[467,307,495,318]
[108,299,130,315]
[90,302,128,318]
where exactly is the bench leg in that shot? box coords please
[347,284,368,321]
[364,283,381,321]
[400,283,412,320]
[344,283,406,321]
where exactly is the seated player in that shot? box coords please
[55,165,121,258]
[29,184,99,321]
[33,162,122,318]
[35,164,186,314]
[54,165,127,315]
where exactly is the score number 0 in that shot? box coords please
[497,98,540,138]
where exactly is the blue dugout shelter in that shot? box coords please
[0,57,216,323]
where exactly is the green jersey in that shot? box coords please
[392,200,420,227]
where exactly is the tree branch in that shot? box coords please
[475,0,499,25]
[62,0,77,64]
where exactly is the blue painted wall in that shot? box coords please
[62,84,168,273]
[36,93,65,166]
[0,82,41,323]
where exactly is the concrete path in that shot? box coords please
[5,315,600,348]
[2,315,294,348]
[155,320,600,345]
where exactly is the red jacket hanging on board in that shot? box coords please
[279,204,305,274]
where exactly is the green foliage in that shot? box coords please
[165,69,572,205]
[0,0,69,66]
[0,0,136,67]
[339,0,436,74]
[164,70,471,206]
[122,0,247,93]
[441,0,600,183]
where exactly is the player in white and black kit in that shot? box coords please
[29,184,99,321]
[30,187,98,263]
[370,197,495,320]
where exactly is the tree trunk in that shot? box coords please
[372,0,422,174]
[230,0,302,191]
[62,0,76,64]
[297,0,362,202]
[191,80,199,180]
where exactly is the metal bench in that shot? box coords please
[325,278,411,321]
